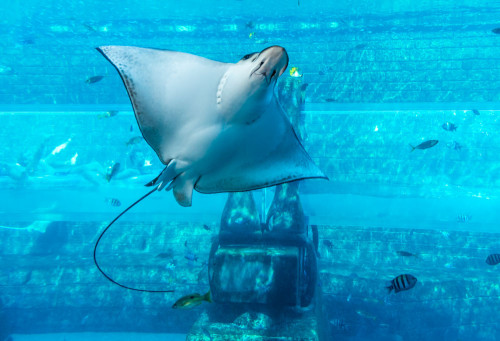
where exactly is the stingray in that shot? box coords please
[97,45,327,206]
[93,45,327,292]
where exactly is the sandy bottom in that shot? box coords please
[9,333,186,341]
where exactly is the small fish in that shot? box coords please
[245,21,254,29]
[247,32,268,44]
[442,122,457,132]
[329,318,348,331]
[83,23,97,32]
[444,262,455,269]
[172,291,212,309]
[353,43,367,50]
[22,271,32,285]
[21,37,35,45]
[98,110,119,119]
[126,136,143,146]
[0,65,12,74]
[81,314,90,325]
[325,98,336,102]
[51,138,71,155]
[323,239,334,251]
[202,224,211,231]
[409,140,438,152]
[485,254,500,265]
[472,109,480,115]
[70,153,78,165]
[185,251,198,262]
[105,198,121,207]
[355,309,377,320]
[139,238,147,251]
[396,250,418,258]
[492,28,500,34]
[156,252,172,259]
[289,66,302,78]
[165,262,176,271]
[386,274,417,294]
[105,162,120,182]
[446,141,462,151]
[457,214,471,223]
[86,75,104,84]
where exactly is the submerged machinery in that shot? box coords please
[208,187,318,308]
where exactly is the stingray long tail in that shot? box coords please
[93,187,175,293]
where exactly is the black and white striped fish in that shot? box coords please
[457,214,471,223]
[386,274,417,294]
[485,254,500,266]
[105,198,121,207]
[329,318,348,332]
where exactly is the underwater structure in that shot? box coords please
[186,76,320,340]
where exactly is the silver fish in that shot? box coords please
[105,162,120,182]
[85,75,104,84]
[396,250,418,258]
[126,136,143,146]
[409,140,438,152]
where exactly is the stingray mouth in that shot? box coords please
[250,46,289,84]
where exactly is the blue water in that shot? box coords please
[1,0,500,340]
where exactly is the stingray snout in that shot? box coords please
[251,46,289,83]
[261,46,289,76]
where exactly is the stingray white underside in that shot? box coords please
[97,46,326,206]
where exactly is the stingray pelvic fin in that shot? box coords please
[172,173,197,207]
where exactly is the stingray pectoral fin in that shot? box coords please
[96,46,227,166]
[223,130,327,191]
[195,101,327,193]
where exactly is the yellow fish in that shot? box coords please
[98,110,119,119]
[289,67,302,77]
[172,291,212,309]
